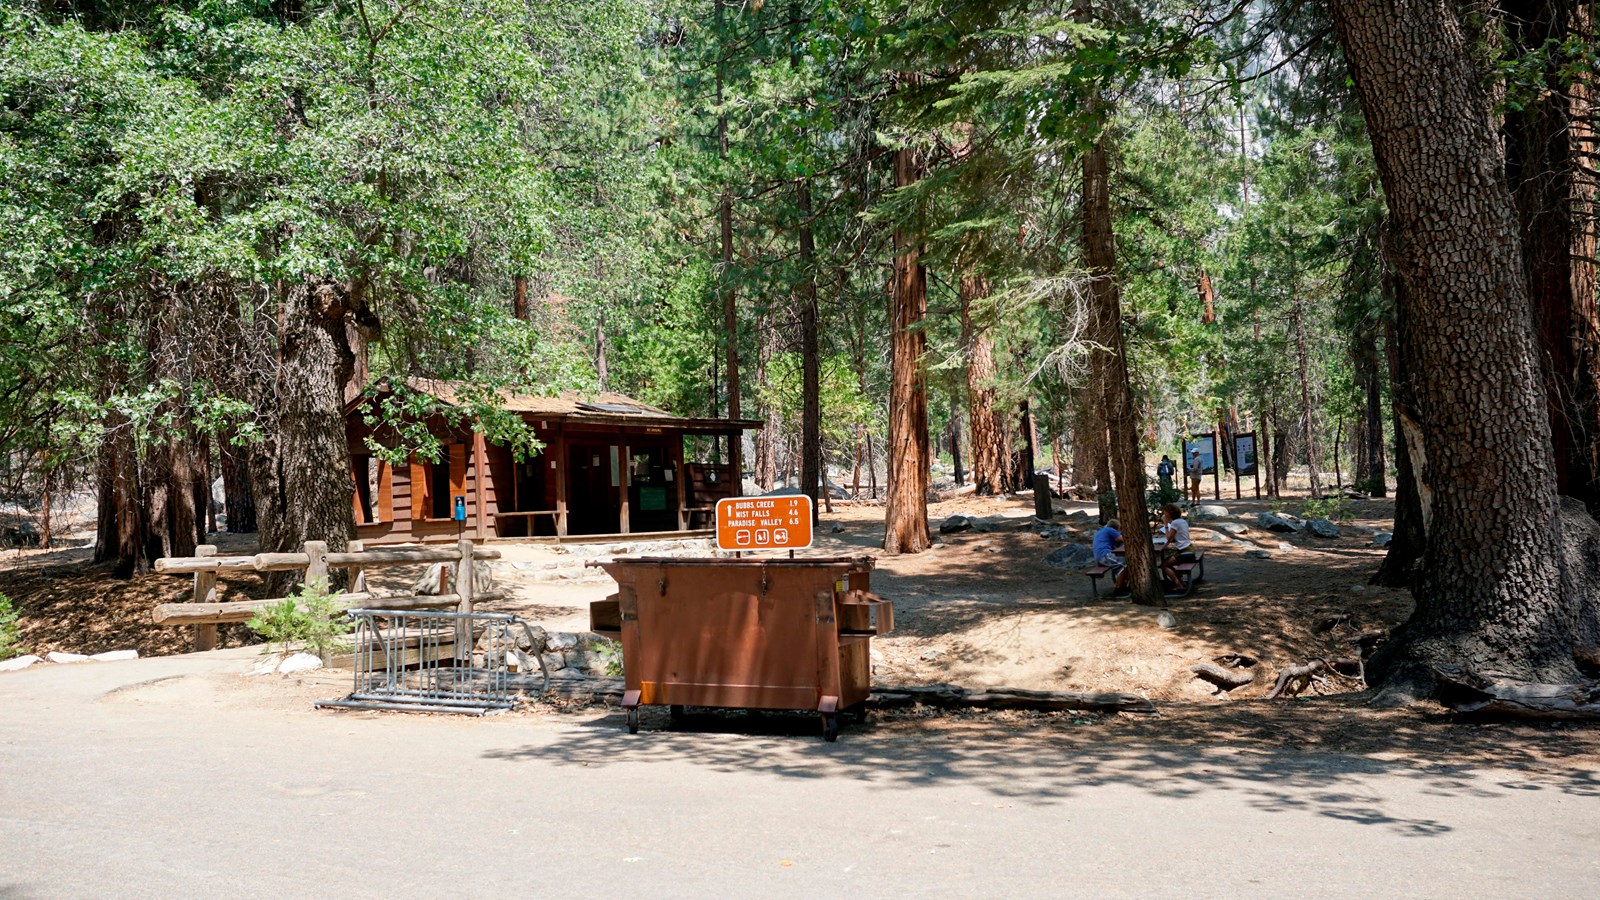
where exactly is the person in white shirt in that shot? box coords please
[1158,502,1194,591]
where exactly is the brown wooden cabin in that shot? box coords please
[345,380,760,544]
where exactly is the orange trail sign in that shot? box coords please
[716,496,814,551]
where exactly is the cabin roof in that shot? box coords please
[351,378,761,432]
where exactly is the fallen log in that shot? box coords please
[1433,664,1600,720]
[867,684,1155,714]
[1190,663,1255,692]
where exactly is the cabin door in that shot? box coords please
[568,442,621,534]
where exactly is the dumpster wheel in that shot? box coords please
[820,712,840,742]
[626,707,640,734]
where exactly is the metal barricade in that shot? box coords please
[316,609,548,716]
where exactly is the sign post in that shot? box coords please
[716,495,814,553]
[1233,432,1259,499]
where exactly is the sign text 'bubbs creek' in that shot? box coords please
[715,495,814,551]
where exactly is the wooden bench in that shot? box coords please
[1084,551,1205,599]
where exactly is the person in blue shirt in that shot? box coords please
[1092,518,1128,593]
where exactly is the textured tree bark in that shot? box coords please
[1012,400,1038,491]
[1503,0,1600,512]
[960,273,1010,496]
[949,412,965,486]
[1351,317,1387,496]
[1331,0,1579,693]
[1083,135,1163,606]
[220,435,256,533]
[1374,296,1425,587]
[797,179,822,522]
[248,278,358,595]
[883,142,932,555]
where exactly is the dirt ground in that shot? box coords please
[0,488,1405,706]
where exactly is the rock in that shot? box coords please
[46,651,89,664]
[1349,584,1367,594]
[1043,543,1096,569]
[1245,549,1272,560]
[545,632,578,651]
[1257,513,1303,533]
[830,524,846,534]
[938,515,973,534]
[1037,526,1073,541]
[0,655,42,672]
[1201,530,1230,543]
[411,562,447,595]
[969,519,998,534]
[540,652,566,672]
[247,655,282,676]
[1216,522,1248,535]
[1372,532,1394,548]
[89,650,138,662]
[1156,611,1178,629]
[277,652,324,674]
[1067,510,1092,521]
[919,648,945,661]
[1193,504,1230,520]
[1307,518,1341,539]
[969,540,995,551]
[1277,542,1295,552]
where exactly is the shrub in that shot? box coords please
[1301,496,1353,524]
[0,593,22,661]
[245,580,352,659]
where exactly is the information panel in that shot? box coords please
[1234,433,1258,477]
[716,495,814,551]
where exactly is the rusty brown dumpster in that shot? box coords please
[589,556,892,740]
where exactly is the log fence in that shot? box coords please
[152,538,503,651]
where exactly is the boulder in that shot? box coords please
[0,654,42,673]
[830,524,846,534]
[1216,522,1248,535]
[1037,526,1074,541]
[545,632,579,651]
[1044,543,1096,570]
[1244,549,1272,560]
[1156,611,1178,629]
[1372,532,1394,548]
[1193,504,1230,520]
[1307,518,1341,539]
[46,651,89,664]
[89,649,138,662]
[938,515,973,535]
[1257,513,1303,533]
[411,562,447,595]
[1277,542,1295,552]
[277,652,324,674]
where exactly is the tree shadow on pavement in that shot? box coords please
[488,696,1600,838]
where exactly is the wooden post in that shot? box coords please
[1033,473,1053,521]
[453,536,475,664]
[348,539,367,594]
[473,430,489,540]
[303,540,329,589]
[673,437,687,531]
[619,441,631,534]
[193,545,219,652]
[554,426,569,538]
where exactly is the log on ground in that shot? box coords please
[1433,664,1600,720]
[1190,663,1255,692]
[868,683,1155,714]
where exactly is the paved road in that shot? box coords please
[3,654,1598,898]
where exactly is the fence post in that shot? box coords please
[193,545,219,652]
[453,537,475,664]
[348,539,367,594]
[303,540,329,590]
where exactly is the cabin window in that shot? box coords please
[411,444,468,520]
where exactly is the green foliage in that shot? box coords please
[0,594,22,661]
[1301,496,1353,524]
[245,581,352,659]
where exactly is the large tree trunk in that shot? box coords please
[1290,289,1323,499]
[1083,133,1163,606]
[220,435,257,533]
[715,0,742,486]
[249,278,358,594]
[1351,317,1387,496]
[797,179,822,522]
[1374,300,1427,587]
[960,274,1009,495]
[1503,0,1600,513]
[1331,0,1580,694]
[883,142,932,555]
